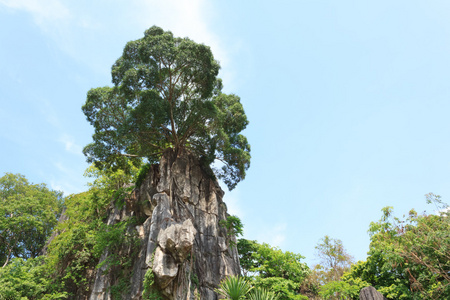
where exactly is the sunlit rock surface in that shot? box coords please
[89,149,240,300]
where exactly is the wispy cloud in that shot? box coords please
[223,188,244,217]
[0,0,70,27]
[50,161,87,195]
[50,179,80,196]
[1,0,234,85]
[257,222,287,248]
[131,0,232,84]
[39,98,61,129]
[59,134,83,156]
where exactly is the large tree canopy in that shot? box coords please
[82,26,250,190]
[0,173,63,268]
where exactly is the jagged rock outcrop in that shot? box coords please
[89,149,240,299]
[360,286,387,300]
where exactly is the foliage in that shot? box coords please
[318,277,369,300]
[95,218,141,299]
[0,173,63,268]
[342,195,450,299]
[216,275,253,300]
[44,191,102,297]
[0,257,65,300]
[142,252,163,300]
[318,280,355,300]
[251,242,310,284]
[247,288,280,300]
[135,162,152,187]
[84,161,140,210]
[220,215,244,247]
[237,239,310,300]
[143,270,163,300]
[221,215,244,237]
[314,235,354,284]
[301,235,354,298]
[237,239,259,277]
[43,166,142,298]
[252,277,308,300]
[82,26,250,190]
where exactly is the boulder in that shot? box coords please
[360,286,387,300]
[157,219,196,263]
[153,247,179,288]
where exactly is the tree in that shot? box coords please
[342,195,450,299]
[0,173,63,268]
[299,236,354,299]
[237,239,310,300]
[0,167,142,299]
[43,165,142,298]
[82,26,250,190]
[314,235,354,284]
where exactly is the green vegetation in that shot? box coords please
[0,173,63,268]
[301,235,355,298]
[337,195,450,299]
[220,215,244,248]
[0,256,67,300]
[314,236,354,284]
[2,25,449,300]
[0,166,142,299]
[45,166,142,299]
[312,195,450,300]
[247,288,281,300]
[2,176,449,299]
[216,275,253,300]
[82,26,250,191]
[232,195,450,300]
[237,239,310,300]
[142,252,163,300]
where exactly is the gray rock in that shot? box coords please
[145,192,172,266]
[89,250,111,300]
[360,286,388,300]
[153,247,179,288]
[87,149,240,300]
[157,219,196,263]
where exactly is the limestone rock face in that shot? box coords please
[360,286,387,300]
[88,149,240,300]
[157,219,196,263]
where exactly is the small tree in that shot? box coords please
[82,26,250,190]
[314,235,354,284]
[0,173,63,267]
[237,239,310,300]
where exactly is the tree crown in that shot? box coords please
[82,26,250,190]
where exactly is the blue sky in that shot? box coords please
[1,0,450,266]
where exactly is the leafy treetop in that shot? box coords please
[82,26,250,190]
[0,173,63,268]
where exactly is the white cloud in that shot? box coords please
[1,0,234,84]
[50,179,80,195]
[59,134,83,156]
[436,206,450,215]
[257,222,287,248]
[131,0,232,84]
[0,0,70,27]
[223,188,243,217]
[40,99,61,129]
[54,161,71,174]
[50,161,87,195]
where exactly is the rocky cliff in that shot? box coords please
[89,149,241,300]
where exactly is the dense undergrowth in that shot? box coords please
[0,163,144,299]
